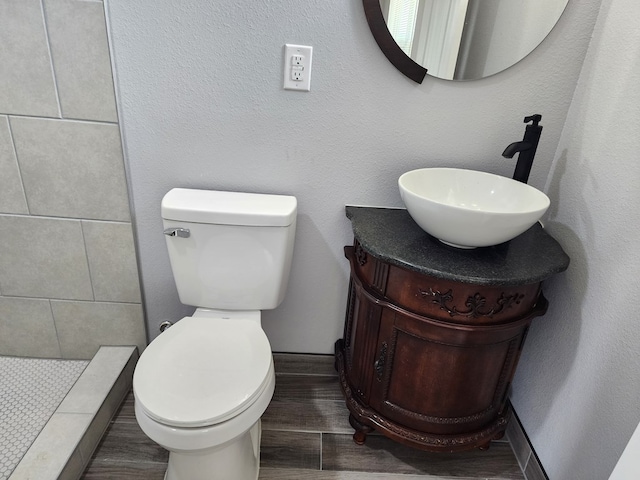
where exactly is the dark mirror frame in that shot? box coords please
[363,0,428,83]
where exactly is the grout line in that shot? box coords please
[39,0,63,118]
[6,112,118,126]
[319,432,323,471]
[0,293,140,306]
[524,448,550,480]
[273,353,336,356]
[48,299,64,357]
[262,427,351,435]
[49,298,142,306]
[5,116,31,214]
[0,211,132,224]
[0,354,89,362]
[51,116,118,125]
[505,425,526,473]
[523,451,532,479]
[88,458,167,468]
[52,411,93,416]
[275,372,339,378]
[79,221,97,302]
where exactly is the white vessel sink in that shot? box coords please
[398,168,550,249]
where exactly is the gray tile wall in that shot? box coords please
[0,0,146,359]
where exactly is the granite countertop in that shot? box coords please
[346,206,570,286]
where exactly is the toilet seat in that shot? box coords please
[134,314,273,428]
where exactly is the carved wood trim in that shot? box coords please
[355,243,368,266]
[419,288,525,319]
[373,261,389,293]
[383,401,495,426]
[374,341,388,381]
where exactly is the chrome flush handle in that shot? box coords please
[163,227,190,238]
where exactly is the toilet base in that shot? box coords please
[135,362,275,480]
[164,420,262,480]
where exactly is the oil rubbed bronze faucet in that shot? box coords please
[502,114,543,184]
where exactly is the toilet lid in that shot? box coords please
[133,315,273,428]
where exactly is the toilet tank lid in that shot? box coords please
[162,188,297,227]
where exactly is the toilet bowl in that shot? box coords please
[134,310,275,480]
[133,188,297,480]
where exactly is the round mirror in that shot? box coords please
[364,0,570,82]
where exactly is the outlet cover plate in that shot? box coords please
[284,44,312,91]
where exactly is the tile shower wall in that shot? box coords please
[0,0,145,359]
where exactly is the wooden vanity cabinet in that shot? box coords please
[335,241,549,453]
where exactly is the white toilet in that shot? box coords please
[133,188,297,480]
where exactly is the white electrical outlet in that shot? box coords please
[291,66,303,81]
[284,44,312,91]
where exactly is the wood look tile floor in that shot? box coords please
[81,354,524,480]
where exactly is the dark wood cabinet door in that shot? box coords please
[370,306,529,435]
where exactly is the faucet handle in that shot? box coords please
[524,114,542,126]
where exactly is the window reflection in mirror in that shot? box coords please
[379,0,568,81]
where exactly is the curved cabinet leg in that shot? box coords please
[478,440,492,451]
[493,430,506,441]
[353,430,368,445]
[349,414,374,445]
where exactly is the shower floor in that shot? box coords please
[0,356,88,480]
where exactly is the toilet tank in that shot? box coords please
[161,188,297,311]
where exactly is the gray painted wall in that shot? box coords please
[512,0,640,477]
[106,0,601,353]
